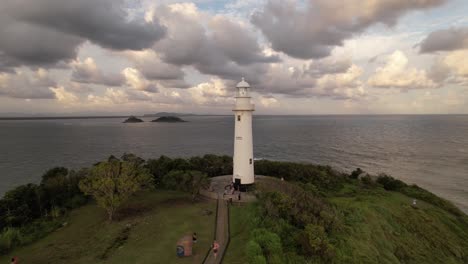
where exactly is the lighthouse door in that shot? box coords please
[234,178,241,190]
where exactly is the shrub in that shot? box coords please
[350,168,364,179]
[250,255,267,264]
[298,224,335,261]
[246,240,262,261]
[0,228,23,253]
[376,174,406,191]
[360,174,373,186]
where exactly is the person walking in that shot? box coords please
[212,240,220,259]
[192,232,197,243]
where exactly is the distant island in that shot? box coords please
[151,116,187,123]
[123,116,144,123]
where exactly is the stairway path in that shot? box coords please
[203,197,229,264]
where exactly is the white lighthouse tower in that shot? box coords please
[233,78,255,188]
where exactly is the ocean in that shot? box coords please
[0,115,467,213]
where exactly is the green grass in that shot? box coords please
[223,204,257,264]
[0,191,216,264]
[225,179,468,263]
[329,190,468,263]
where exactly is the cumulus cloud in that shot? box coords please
[189,78,234,106]
[0,0,166,70]
[0,69,56,99]
[122,68,158,93]
[252,0,447,59]
[428,50,468,85]
[71,57,124,86]
[253,57,364,100]
[368,50,437,90]
[443,50,468,77]
[87,88,136,105]
[419,27,468,53]
[50,86,79,104]
[314,65,366,99]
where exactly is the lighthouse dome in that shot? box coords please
[236,78,250,88]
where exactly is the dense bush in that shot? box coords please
[298,224,335,260]
[245,229,283,264]
[255,160,346,190]
[376,174,407,191]
[254,180,340,262]
[0,167,89,254]
[161,170,209,201]
[146,154,232,187]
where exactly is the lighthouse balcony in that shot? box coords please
[233,103,255,111]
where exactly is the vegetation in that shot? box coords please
[1,154,467,264]
[0,154,231,255]
[78,155,153,221]
[0,191,216,264]
[161,170,210,201]
[0,167,87,254]
[227,171,468,263]
[151,116,187,122]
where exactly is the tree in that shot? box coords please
[162,170,210,201]
[79,156,152,221]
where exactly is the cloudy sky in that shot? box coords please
[0,0,467,115]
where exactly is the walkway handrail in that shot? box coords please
[202,193,219,263]
[219,203,231,263]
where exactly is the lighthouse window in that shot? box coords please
[249,158,252,164]
[237,115,241,121]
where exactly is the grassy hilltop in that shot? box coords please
[1,155,467,263]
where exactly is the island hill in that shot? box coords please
[151,116,187,123]
[123,116,144,123]
[123,116,187,123]
[1,155,467,263]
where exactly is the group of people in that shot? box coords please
[191,233,220,259]
[223,182,237,196]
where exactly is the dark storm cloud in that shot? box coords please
[252,0,447,59]
[6,0,166,51]
[419,27,468,53]
[0,0,166,71]
[137,59,185,81]
[152,5,275,83]
[0,16,82,70]
[305,58,352,77]
[210,16,280,65]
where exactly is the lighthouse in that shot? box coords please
[233,78,255,188]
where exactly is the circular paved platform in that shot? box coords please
[200,175,257,203]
